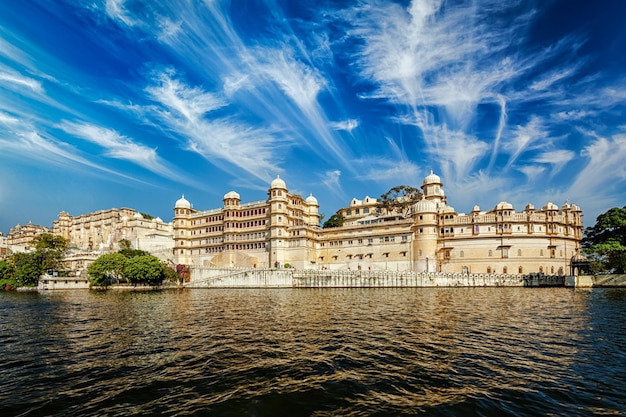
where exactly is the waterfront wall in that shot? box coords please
[186,267,565,288]
[566,274,626,288]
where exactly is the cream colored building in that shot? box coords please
[7,221,51,250]
[53,208,174,259]
[174,172,583,275]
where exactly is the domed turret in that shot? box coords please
[270,175,287,189]
[423,170,441,186]
[543,202,558,211]
[495,201,513,211]
[175,194,191,209]
[223,191,240,200]
[414,198,438,213]
[305,193,318,205]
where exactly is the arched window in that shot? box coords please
[517,249,522,256]
[460,250,464,257]
[539,266,544,273]
[487,266,492,273]
[518,266,523,274]
[503,266,508,274]
[488,250,492,257]
[551,266,555,274]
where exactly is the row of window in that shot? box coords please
[322,235,410,247]
[320,251,408,262]
[225,208,267,218]
[480,266,564,275]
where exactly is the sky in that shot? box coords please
[1,0,626,235]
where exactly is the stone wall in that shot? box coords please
[187,266,564,288]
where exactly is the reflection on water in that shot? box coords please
[1,288,624,416]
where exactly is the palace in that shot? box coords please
[5,208,174,263]
[174,172,583,275]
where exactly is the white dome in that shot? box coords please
[223,190,240,200]
[440,204,456,214]
[270,175,286,189]
[543,202,558,211]
[175,194,191,209]
[305,193,318,205]
[414,198,437,213]
[133,212,143,219]
[155,217,163,223]
[525,203,535,211]
[423,170,442,185]
[121,215,129,222]
[495,201,513,210]
[472,205,481,212]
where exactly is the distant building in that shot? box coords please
[173,172,583,275]
[0,232,9,258]
[7,221,51,250]
[52,208,174,260]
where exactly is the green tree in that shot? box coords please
[118,247,151,259]
[377,185,422,216]
[31,233,69,273]
[322,213,345,228]
[12,252,42,287]
[119,239,132,251]
[88,253,128,287]
[0,259,17,290]
[582,206,626,273]
[124,255,165,286]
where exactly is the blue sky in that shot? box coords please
[1,0,625,235]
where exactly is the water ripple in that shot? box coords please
[1,288,625,416]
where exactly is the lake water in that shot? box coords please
[1,288,625,416]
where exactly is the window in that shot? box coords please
[488,250,492,257]
[364,208,369,214]
[487,266,492,273]
[517,249,522,256]
[519,266,523,274]
[502,248,509,258]
[503,266,508,274]
[460,250,464,258]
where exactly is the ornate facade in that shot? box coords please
[7,221,51,249]
[174,172,583,275]
[52,208,174,258]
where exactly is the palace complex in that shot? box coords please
[4,208,174,265]
[174,172,583,275]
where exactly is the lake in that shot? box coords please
[1,287,624,416]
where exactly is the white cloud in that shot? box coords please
[0,70,44,94]
[59,120,178,179]
[105,0,136,26]
[330,119,359,132]
[0,129,141,182]
[532,149,575,175]
[144,69,282,181]
[504,116,549,169]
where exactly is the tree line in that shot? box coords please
[0,235,177,290]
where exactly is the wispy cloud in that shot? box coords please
[58,120,178,179]
[144,68,283,181]
[0,69,44,94]
[105,0,136,27]
[330,119,359,133]
[0,128,140,182]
